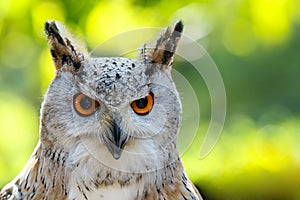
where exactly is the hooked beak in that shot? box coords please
[103,120,127,160]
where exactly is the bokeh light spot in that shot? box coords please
[255,125,292,171]
[222,19,257,56]
[6,0,31,19]
[0,93,38,187]
[31,1,65,38]
[38,49,55,94]
[86,1,143,46]
[0,32,36,68]
[0,0,11,19]
[251,0,292,45]
[172,4,213,41]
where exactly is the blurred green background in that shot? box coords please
[1,0,300,199]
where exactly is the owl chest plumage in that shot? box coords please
[67,152,200,200]
[0,144,197,200]
[69,183,140,200]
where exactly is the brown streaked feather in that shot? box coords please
[148,20,183,67]
[0,143,68,200]
[44,21,84,72]
[192,183,203,200]
[141,159,202,200]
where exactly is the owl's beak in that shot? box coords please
[104,120,127,160]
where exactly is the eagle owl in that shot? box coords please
[0,21,202,200]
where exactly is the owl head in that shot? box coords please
[42,21,183,172]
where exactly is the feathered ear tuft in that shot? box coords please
[44,21,88,72]
[144,20,183,75]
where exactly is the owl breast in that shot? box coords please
[68,183,141,200]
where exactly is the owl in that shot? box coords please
[0,20,202,200]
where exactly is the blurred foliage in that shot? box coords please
[1,0,300,199]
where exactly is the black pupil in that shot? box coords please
[136,97,148,109]
[80,96,93,110]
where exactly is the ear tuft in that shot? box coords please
[174,20,183,33]
[144,20,183,75]
[44,21,87,72]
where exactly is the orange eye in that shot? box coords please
[73,93,99,116]
[131,92,154,115]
